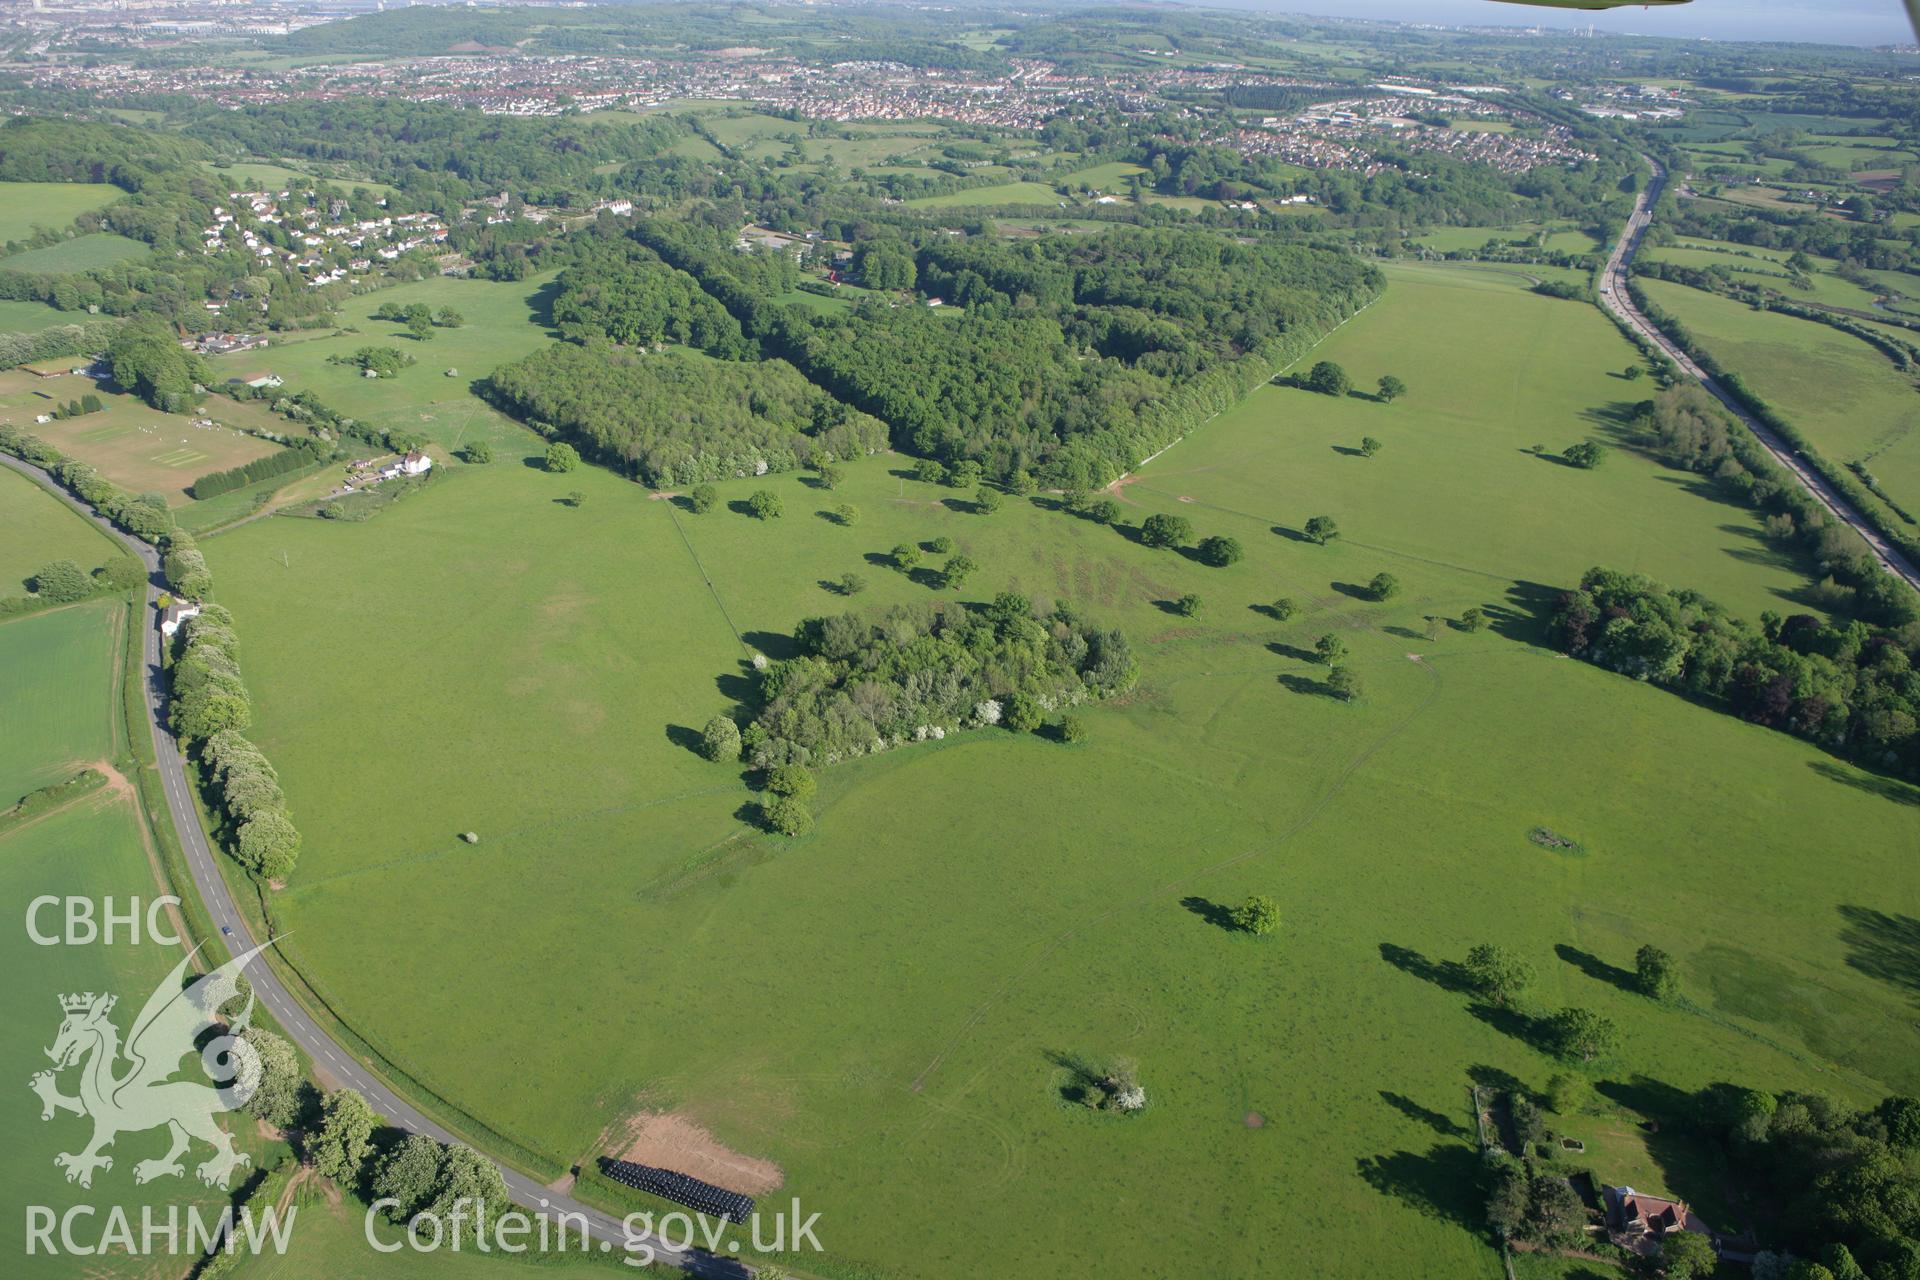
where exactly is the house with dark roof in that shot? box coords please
[1604,1185,1711,1256]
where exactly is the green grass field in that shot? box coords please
[0,182,125,244]
[0,298,84,334]
[0,233,150,274]
[203,273,563,455]
[201,264,1920,1278]
[0,585,290,1279]
[0,597,122,798]
[0,465,130,598]
[1639,278,1920,521]
[906,180,1066,209]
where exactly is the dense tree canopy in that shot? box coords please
[489,342,886,487]
[736,596,1136,769]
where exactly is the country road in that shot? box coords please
[1599,155,1920,594]
[1,451,746,1277]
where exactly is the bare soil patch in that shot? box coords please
[614,1112,783,1196]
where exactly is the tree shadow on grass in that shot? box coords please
[1271,525,1316,544]
[1555,944,1638,995]
[1466,1001,1558,1056]
[1154,598,1195,616]
[1378,943,1474,994]
[1331,444,1367,457]
[1838,904,1920,1000]
[1485,579,1562,647]
[1379,1091,1470,1139]
[1355,1143,1485,1233]
[1267,640,1318,663]
[907,566,946,590]
[1383,625,1427,642]
[1180,895,1238,932]
[1330,581,1375,601]
[726,499,758,517]
[664,725,706,756]
[1277,672,1335,698]
[742,629,799,662]
[1810,760,1920,807]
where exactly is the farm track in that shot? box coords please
[0,450,747,1279]
[1602,156,1920,594]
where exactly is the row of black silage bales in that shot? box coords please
[600,1157,756,1223]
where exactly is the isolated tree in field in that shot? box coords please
[1140,512,1193,549]
[565,490,586,508]
[942,554,978,590]
[435,307,464,329]
[1367,572,1400,602]
[892,542,921,571]
[1359,436,1383,458]
[32,559,94,603]
[374,1134,446,1222]
[460,441,492,464]
[1378,375,1407,403]
[1313,633,1348,665]
[833,503,858,526]
[837,572,865,596]
[1635,944,1680,1000]
[1174,593,1202,617]
[765,796,814,837]
[312,1089,379,1187]
[1460,606,1485,633]
[1547,1007,1619,1063]
[1544,1073,1588,1117]
[950,459,983,490]
[1198,535,1243,567]
[929,535,954,555]
[1268,596,1296,621]
[913,458,948,486]
[765,764,816,802]
[1304,515,1339,545]
[1060,714,1086,743]
[748,489,783,519]
[1233,894,1280,936]
[975,486,1002,515]
[816,462,843,490]
[1008,468,1036,496]
[1326,665,1360,702]
[689,483,717,514]
[240,1027,305,1129]
[1306,360,1351,397]
[1464,943,1535,1007]
[1623,365,1644,381]
[1562,441,1606,469]
[1087,498,1121,525]
[406,312,435,342]
[699,715,741,763]
[1658,1229,1717,1279]
[543,441,579,473]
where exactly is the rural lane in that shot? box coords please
[0,452,744,1277]
[1598,156,1920,593]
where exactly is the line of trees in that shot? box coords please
[190,439,326,500]
[162,538,304,882]
[1549,566,1920,776]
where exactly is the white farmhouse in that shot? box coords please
[400,449,433,476]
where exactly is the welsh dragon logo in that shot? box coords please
[29,940,272,1190]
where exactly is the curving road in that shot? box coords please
[1,452,742,1277]
[1599,156,1920,594]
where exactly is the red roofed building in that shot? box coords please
[1605,1185,1712,1256]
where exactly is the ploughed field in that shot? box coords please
[202,264,1920,1278]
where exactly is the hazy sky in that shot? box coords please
[1263,0,1912,46]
